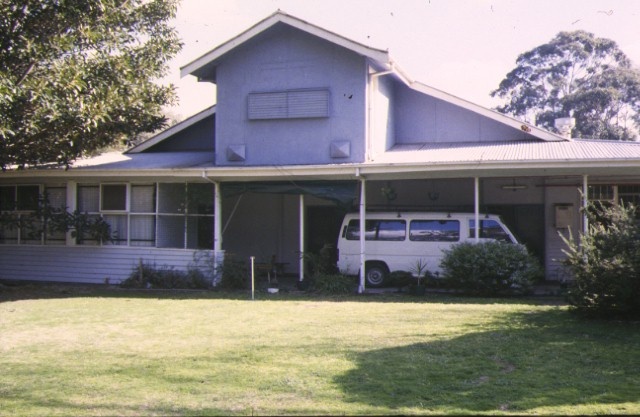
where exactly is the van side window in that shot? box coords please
[409,220,460,242]
[469,219,513,242]
[345,219,406,241]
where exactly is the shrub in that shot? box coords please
[389,270,414,290]
[301,243,339,276]
[120,263,209,289]
[562,202,640,318]
[218,254,249,290]
[310,273,356,294]
[440,241,542,296]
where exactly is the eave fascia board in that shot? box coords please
[180,11,390,79]
[5,159,640,181]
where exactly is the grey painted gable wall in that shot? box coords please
[214,24,367,166]
[393,84,531,144]
[145,116,215,152]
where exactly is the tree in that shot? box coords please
[491,30,640,140]
[0,0,181,169]
[562,202,640,318]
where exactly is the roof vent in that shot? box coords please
[554,118,575,139]
[330,140,351,158]
[226,144,246,162]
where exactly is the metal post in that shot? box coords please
[583,175,589,234]
[474,177,480,242]
[299,194,305,282]
[358,177,367,293]
[214,181,222,252]
[250,256,255,300]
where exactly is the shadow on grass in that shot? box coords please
[335,309,640,414]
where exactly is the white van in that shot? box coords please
[336,212,518,287]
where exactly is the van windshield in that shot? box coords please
[469,219,514,243]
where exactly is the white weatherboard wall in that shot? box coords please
[0,246,210,284]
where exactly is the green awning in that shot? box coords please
[221,181,358,207]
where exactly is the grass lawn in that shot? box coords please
[1,284,639,416]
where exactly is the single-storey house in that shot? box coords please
[2,11,640,290]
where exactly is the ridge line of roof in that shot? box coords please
[180,10,390,79]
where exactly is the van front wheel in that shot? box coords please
[365,263,388,287]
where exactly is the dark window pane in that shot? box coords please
[187,183,214,215]
[0,186,16,211]
[101,185,127,211]
[17,186,40,211]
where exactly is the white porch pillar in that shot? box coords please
[582,175,589,234]
[299,194,305,282]
[66,180,77,246]
[358,176,367,293]
[474,177,480,242]
[214,181,222,252]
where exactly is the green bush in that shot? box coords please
[310,274,356,294]
[388,270,415,290]
[562,202,640,318]
[218,254,249,290]
[120,263,209,289]
[440,241,542,296]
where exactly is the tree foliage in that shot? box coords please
[492,30,640,140]
[0,0,181,169]
[562,202,640,318]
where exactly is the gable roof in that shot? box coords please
[180,10,390,82]
[180,10,564,144]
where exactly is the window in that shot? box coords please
[409,220,460,242]
[77,185,106,245]
[248,89,330,120]
[469,219,512,242]
[618,185,640,207]
[1,182,216,249]
[0,185,66,245]
[43,187,67,245]
[588,185,615,203]
[0,185,41,245]
[157,183,213,249]
[130,185,156,247]
[79,182,215,248]
[345,219,406,241]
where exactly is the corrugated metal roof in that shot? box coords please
[376,140,640,165]
[71,151,214,170]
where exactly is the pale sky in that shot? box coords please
[164,0,640,120]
